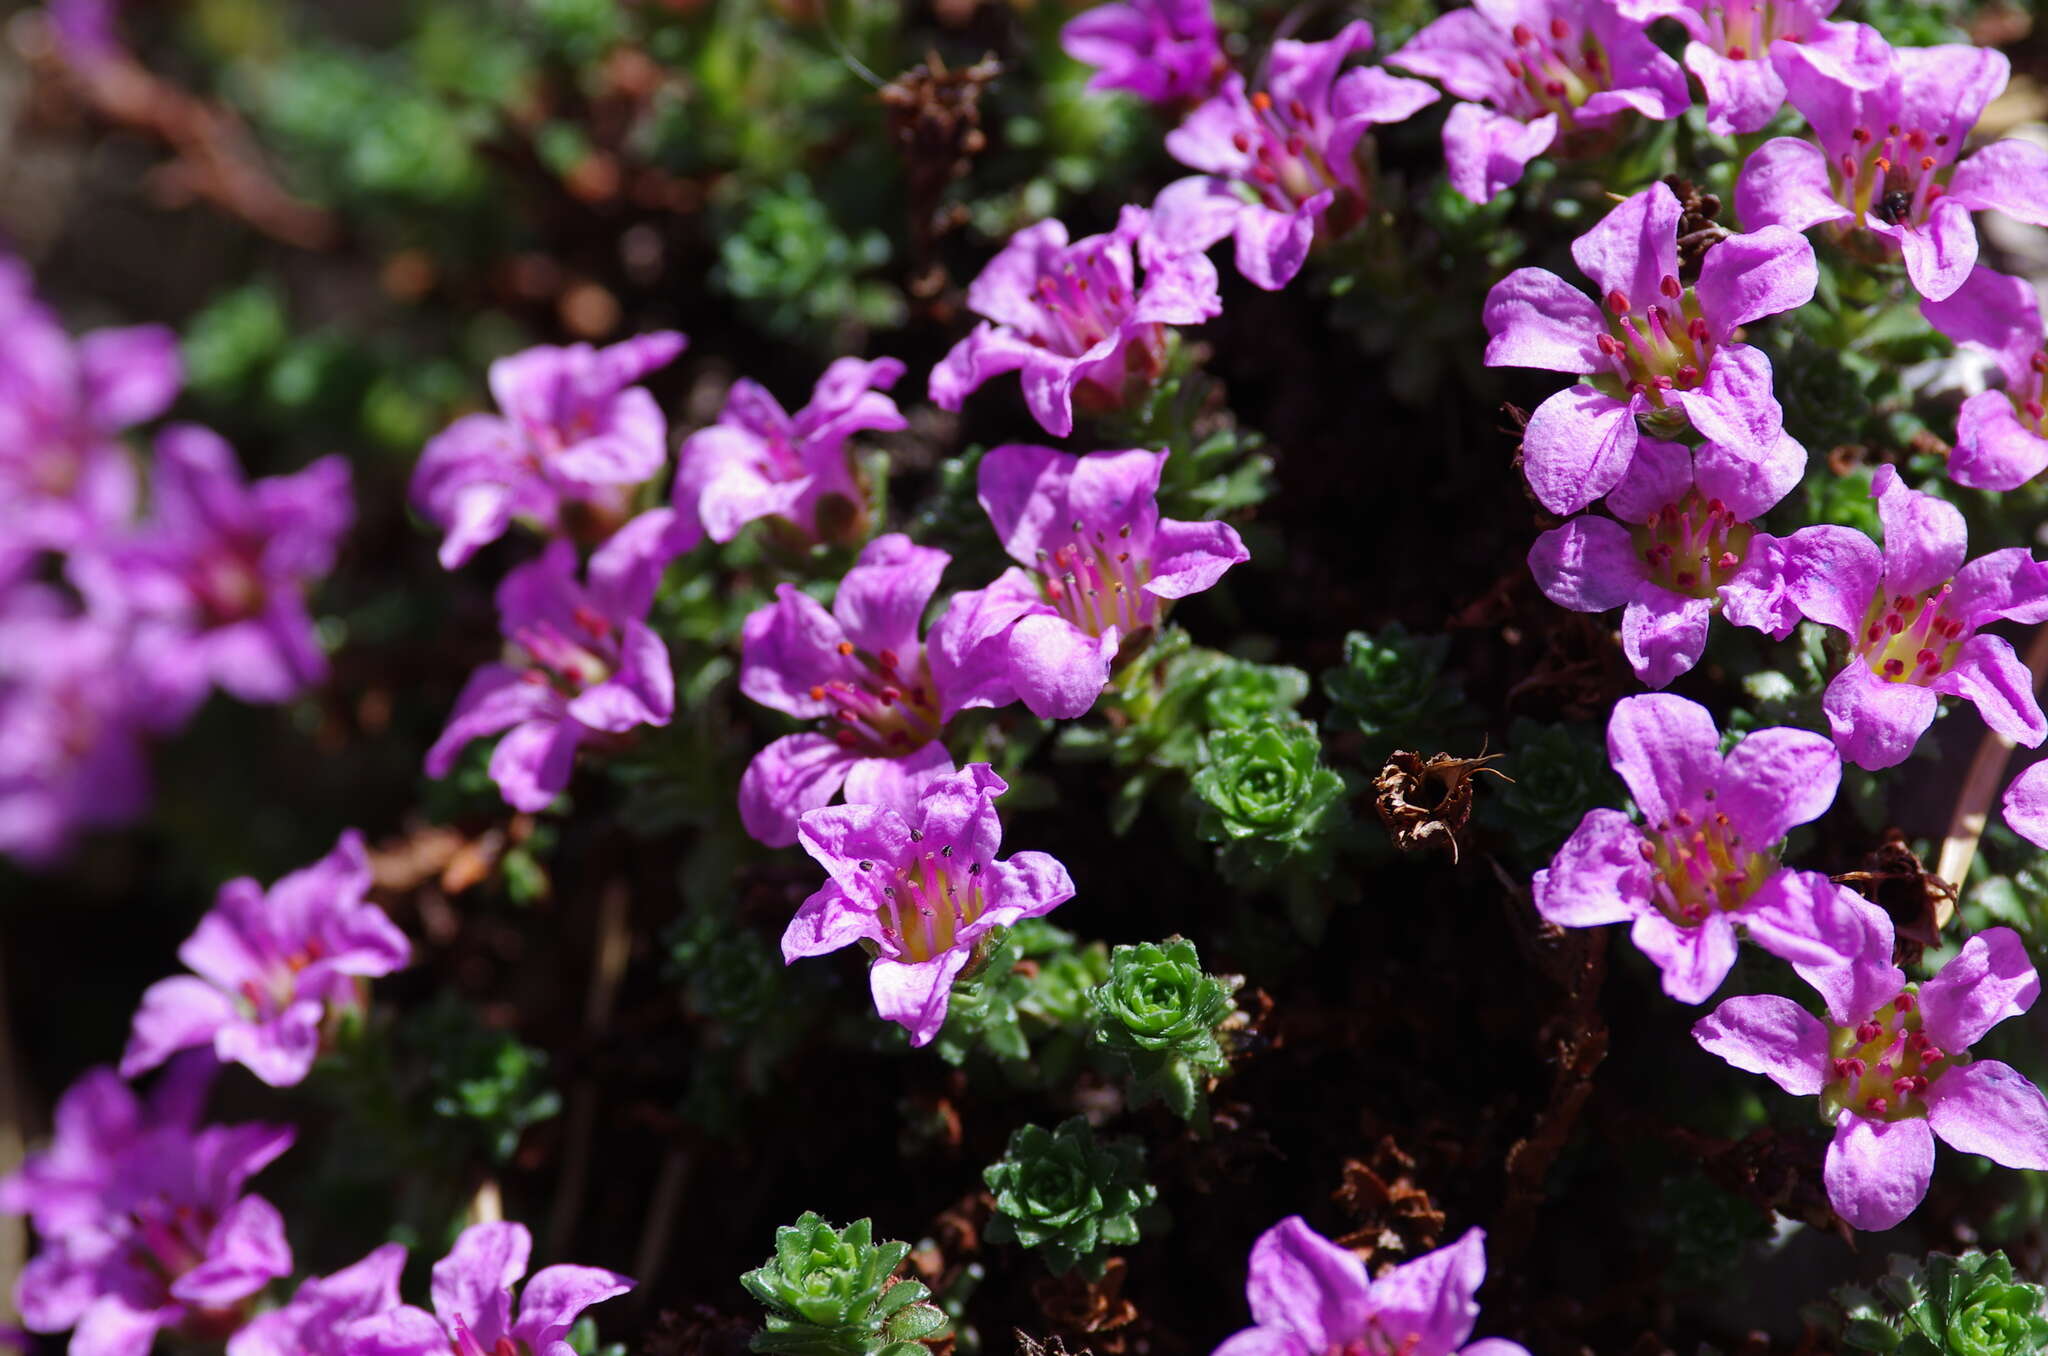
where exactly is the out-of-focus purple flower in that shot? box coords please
[0,291,180,550]
[2005,759,2048,848]
[1533,692,1868,1003]
[1527,435,1804,687]
[1696,909,2048,1231]
[45,0,123,67]
[928,445,1248,720]
[737,533,964,848]
[1735,25,2048,302]
[71,424,350,719]
[1390,0,1689,204]
[411,333,685,570]
[929,207,1219,438]
[1617,0,1851,135]
[1483,182,1815,514]
[120,829,411,1088]
[229,1245,407,1356]
[1782,465,2048,770]
[1061,0,1224,105]
[5,1068,294,1356]
[0,589,152,870]
[1921,265,2048,490]
[338,1221,630,1356]
[1213,1216,1529,1356]
[672,357,905,550]
[785,764,1074,1046]
[427,519,677,815]
[1147,22,1439,290]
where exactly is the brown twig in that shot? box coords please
[547,879,633,1258]
[1933,623,2048,924]
[628,1145,695,1310]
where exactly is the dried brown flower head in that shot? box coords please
[1374,749,1510,863]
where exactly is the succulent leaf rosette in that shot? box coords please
[1090,937,1237,1120]
[982,1117,1158,1277]
[740,1214,947,1356]
[1192,717,1346,874]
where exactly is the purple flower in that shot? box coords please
[1061,0,1224,105]
[929,207,1220,438]
[1533,693,1868,1003]
[928,445,1249,719]
[1617,0,1851,135]
[784,763,1075,1045]
[737,534,964,848]
[1696,913,2048,1231]
[1390,0,1689,204]
[673,357,906,550]
[1483,182,1816,514]
[0,589,152,869]
[1528,434,1804,687]
[229,1245,407,1356]
[2004,759,2048,849]
[0,1059,210,1243]
[0,291,181,550]
[71,424,351,718]
[1147,22,1439,290]
[120,829,411,1088]
[1781,465,2048,770]
[6,1070,294,1356]
[1920,265,2048,490]
[1735,25,2048,302]
[1212,1217,1528,1356]
[339,1221,631,1356]
[411,332,686,569]
[427,518,678,814]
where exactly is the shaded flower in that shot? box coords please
[229,1245,407,1356]
[427,519,677,814]
[1061,0,1224,105]
[121,830,411,1088]
[1213,1217,1530,1356]
[411,332,686,569]
[71,425,350,717]
[1484,182,1815,513]
[672,357,905,550]
[1148,23,1439,289]
[1617,0,1852,135]
[1390,0,1688,204]
[5,1069,293,1356]
[929,445,1248,719]
[339,1221,631,1356]
[738,533,963,848]
[1920,265,2048,491]
[1782,465,2048,770]
[0,289,179,551]
[1533,693,1867,1003]
[929,208,1220,438]
[1696,914,2048,1231]
[1527,434,1805,686]
[1735,25,2048,302]
[783,763,1075,1046]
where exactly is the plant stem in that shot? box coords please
[1934,624,2048,922]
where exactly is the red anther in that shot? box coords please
[1675,363,1701,387]
[1921,155,1936,171]
[2030,352,2047,373]
[1886,613,1905,635]
[1289,98,1311,123]
[572,604,611,637]
[1858,1021,1883,1044]
[1251,90,1273,112]
[1927,183,1945,202]
[1544,79,1567,98]
[1894,990,1915,1013]
[877,648,900,670]
[809,685,826,701]
[2028,400,2046,422]
[1550,16,1570,38]
[1688,317,1710,342]
[882,685,904,704]
[1286,134,1306,156]
[1639,841,1657,861]
[1894,1077,1917,1098]
[1627,381,1649,396]
[837,641,855,656]
[1907,128,1926,150]
[1675,809,1694,827]
[1075,277,1089,291]
[1874,155,1892,172]
[835,709,859,724]
[1252,164,1279,184]
[1917,649,1940,669]
[1504,57,1525,78]
[1512,21,1535,43]
[1597,333,1623,355]
[1888,122,1901,135]
[1923,1047,1945,1063]
[1717,552,1740,570]
[1232,132,1251,153]
[1936,133,1950,145]
[1660,274,1683,299]
[1852,126,1872,143]
[1840,151,1860,179]
[1865,624,1884,644]
[521,669,549,685]
[1726,44,1747,58]
[1869,1096,1889,1115]
[1883,658,1906,677]
[1582,46,1603,71]
[1675,570,1697,588]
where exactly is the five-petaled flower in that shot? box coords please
[672,357,906,550]
[1390,0,1689,205]
[1782,465,2048,770]
[120,829,412,1088]
[1534,693,1866,1003]
[1921,265,2048,491]
[339,1221,631,1356]
[1060,0,1225,106]
[1696,911,2048,1231]
[1735,24,2048,302]
[1147,22,1439,290]
[783,764,1076,1047]
[1617,0,1853,135]
[1213,1216,1530,1356]
[228,1244,407,1356]
[4,1065,295,1356]
[1527,435,1804,687]
[427,519,678,814]
[738,534,964,847]
[929,207,1220,438]
[411,333,686,569]
[1484,181,1816,514]
[930,445,1249,719]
